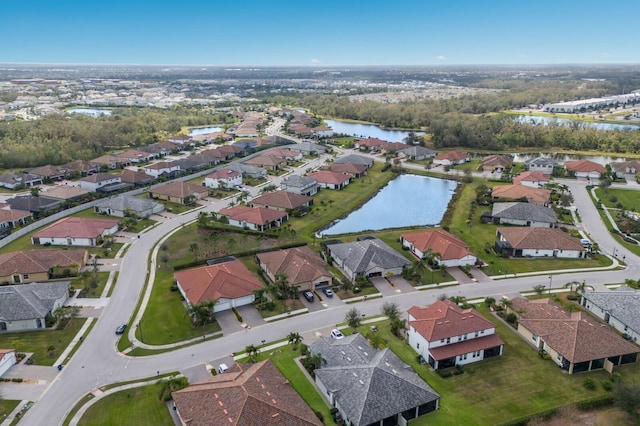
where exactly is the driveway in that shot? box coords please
[299,293,325,312]
[370,277,399,296]
[386,276,417,293]
[216,310,243,334]
[447,267,475,284]
[0,364,60,401]
[237,305,264,329]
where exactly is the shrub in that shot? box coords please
[314,411,324,422]
[602,380,613,391]
[436,370,452,378]
[158,377,189,401]
[575,395,613,410]
[583,377,596,390]
[505,313,517,324]
[232,308,243,323]
[11,378,23,382]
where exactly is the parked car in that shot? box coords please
[218,363,229,374]
[330,328,344,339]
[115,324,127,335]
[323,288,334,297]
[303,290,314,302]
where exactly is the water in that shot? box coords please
[320,174,457,236]
[324,119,424,142]
[67,108,112,117]
[514,115,640,131]
[189,126,224,136]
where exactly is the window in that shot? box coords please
[446,338,450,344]
[480,329,485,334]
[416,343,420,349]
[475,331,479,338]
[440,339,444,343]
[463,335,468,340]
[532,334,538,341]
[23,274,29,280]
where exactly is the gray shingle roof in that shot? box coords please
[334,154,373,167]
[281,175,317,189]
[525,157,557,167]
[399,146,436,157]
[0,281,70,321]
[583,289,640,335]
[492,202,558,224]
[94,194,160,213]
[310,334,439,426]
[227,162,267,176]
[327,238,410,274]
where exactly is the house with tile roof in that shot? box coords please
[218,206,288,232]
[173,259,264,312]
[31,217,119,247]
[117,169,155,187]
[41,186,91,202]
[0,281,70,331]
[491,184,551,205]
[307,170,351,190]
[0,249,87,284]
[333,154,373,168]
[226,163,267,179]
[407,300,504,370]
[287,141,327,155]
[0,172,42,190]
[489,202,558,228]
[495,227,586,258]
[325,237,411,282]
[0,209,33,229]
[564,160,606,179]
[400,229,477,267]
[581,286,640,343]
[509,297,639,374]
[257,246,331,292]
[94,194,164,218]
[513,170,550,188]
[172,360,322,426]
[251,191,313,212]
[525,157,557,175]
[78,173,123,192]
[203,169,242,189]
[61,159,100,177]
[90,154,121,169]
[310,333,440,426]
[244,154,287,170]
[280,175,319,196]
[149,181,208,205]
[29,165,65,181]
[267,148,303,161]
[482,154,513,172]
[611,160,640,179]
[355,137,389,151]
[433,151,470,166]
[142,161,180,178]
[324,162,368,178]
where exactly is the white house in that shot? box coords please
[0,350,16,376]
[94,195,164,218]
[581,286,640,344]
[495,227,586,258]
[78,173,122,192]
[0,281,70,331]
[525,157,556,175]
[400,230,477,268]
[489,203,558,228]
[407,300,504,370]
[31,217,120,247]
[142,161,180,178]
[203,168,243,189]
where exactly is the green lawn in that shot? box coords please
[0,400,20,419]
[77,383,173,426]
[71,272,110,298]
[0,318,86,365]
[596,187,640,212]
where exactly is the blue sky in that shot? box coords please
[1,0,637,66]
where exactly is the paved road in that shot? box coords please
[22,154,640,425]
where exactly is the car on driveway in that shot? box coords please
[323,288,334,297]
[115,324,127,335]
[303,290,314,302]
[330,328,344,339]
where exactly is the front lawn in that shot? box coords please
[596,187,640,212]
[71,271,110,298]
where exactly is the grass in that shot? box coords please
[71,272,110,298]
[77,382,173,426]
[0,400,20,418]
[0,318,86,365]
[588,189,640,258]
[596,188,640,212]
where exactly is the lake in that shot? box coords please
[320,174,457,236]
[67,108,112,117]
[324,119,423,142]
[189,126,224,136]
[514,115,640,131]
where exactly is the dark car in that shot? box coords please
[323,288,334,297]
[115,324,127,335]
[303,290,314,302]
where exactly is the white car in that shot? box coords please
[330,329,344,339]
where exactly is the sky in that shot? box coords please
[1,0,637,66]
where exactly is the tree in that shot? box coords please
[186,300,217,328]
[345,308,362,330]
[245,344,260,363]
[612,380,640,420]
[287,332,303,350]
[30,186,41,197]
[532,284,546,295]
[253,288,267,309]
[563,280,581,295]
[381,302,401,323]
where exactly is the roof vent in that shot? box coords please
[359,380,364,385]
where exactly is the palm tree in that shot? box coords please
[253,288,267,309]
[186,300,217,328]
[563,280,581,295]
[287,332,303,350]
[245,344,260,363]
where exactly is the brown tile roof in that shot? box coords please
[206,169,241,180]
[0,209,32,223]
[29,165,64,178]
[612,160,640,174]
[257,246,330,287]
[251,191,312,210]
[325,163,368,176]
[400,230,475,261]
[172,360,322,426]
[219,206,287,226]
[91,154,120,165]
[0,249,87,276]
[150,181,208,199]
[492,184,551,203]
[564,160,606,174]
[33,217,119,239]
[244,154,286,167]
[41,186,90,200]
[513,171,550,185]
[497,227,585,251]
[434,151,469,162]
[173,259,264,305]
[62,160,100,172]
[156,141,181,151]
[268,148,301,158]
[428,334,505,361]
[482,154,513,167]
[511,297,639,363]
[118,169,155,184]
[144,161,176,170]
[408,300,498,341]
[357,137,388,148]
[307,170,350,185]
[80,172,120,183]
[114,149,151,160]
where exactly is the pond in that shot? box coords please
[67,108,112,117]
[514,115,640,131]
[324,119,423,142]
[319,174,457,236]
[189,126,224,136]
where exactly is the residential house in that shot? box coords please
[90,154,121,169]
[0,172,42,189]
[325,237,411,282]
[0,281,70,331]
[333,154,373,169]
[400,230,477,267]
[581,286,640,343]
[289,123,313,137]
[355,137,389,152]
[489,202,558,228]
[216,144,243,160]
[155,140,183,153]
[170,158,206,173]
[142,161,180,178]
[267,148,303,161]
[312,125,333,138]
[495,227,586,258]
[149,181,208,205]
[0,350,16,377]
[218,206,288,232]
[172,360,323,426]
[29,165,65,182]
[203,169,242,189]
[0,209,32,229]
[41,186,91,202]
[307,170,351,190]
[6,196,63,216]
[288,141,326,156]
[433,151,470,166]
[94,194,164,218]
[226,163,267,179]
[117,169,155,187]
[510,297,639,374]
[114,149,155,164]
[173,259,264,312]
[61,160,100,177]
[0,249,87,284]
[611,160,640,179]
[407,300,504,370]
[398,146,437,161]
[167,135,193,146]
[281,175,319,196]
[513,171,550,188]
[78,173,123,192]
[564,160,606,179]
[138,143,170,158]
[251,191,313,212]
[482,154,513,172]
[310,333,440,426]
[244,154,286,171]
[257,246,331,292]
[31,217,119,246]
[491,184,551,205]
[525,157,557,175]
[324,162,368,178]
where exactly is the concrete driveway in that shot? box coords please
[216,310,243,334]
[370,277,399,296]
[0,364,60,401]
[237,305,264,328]
[299,293,325,312]
[386,276,417,293]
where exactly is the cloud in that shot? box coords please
[311,58,320,63]
[436,55,447,61]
